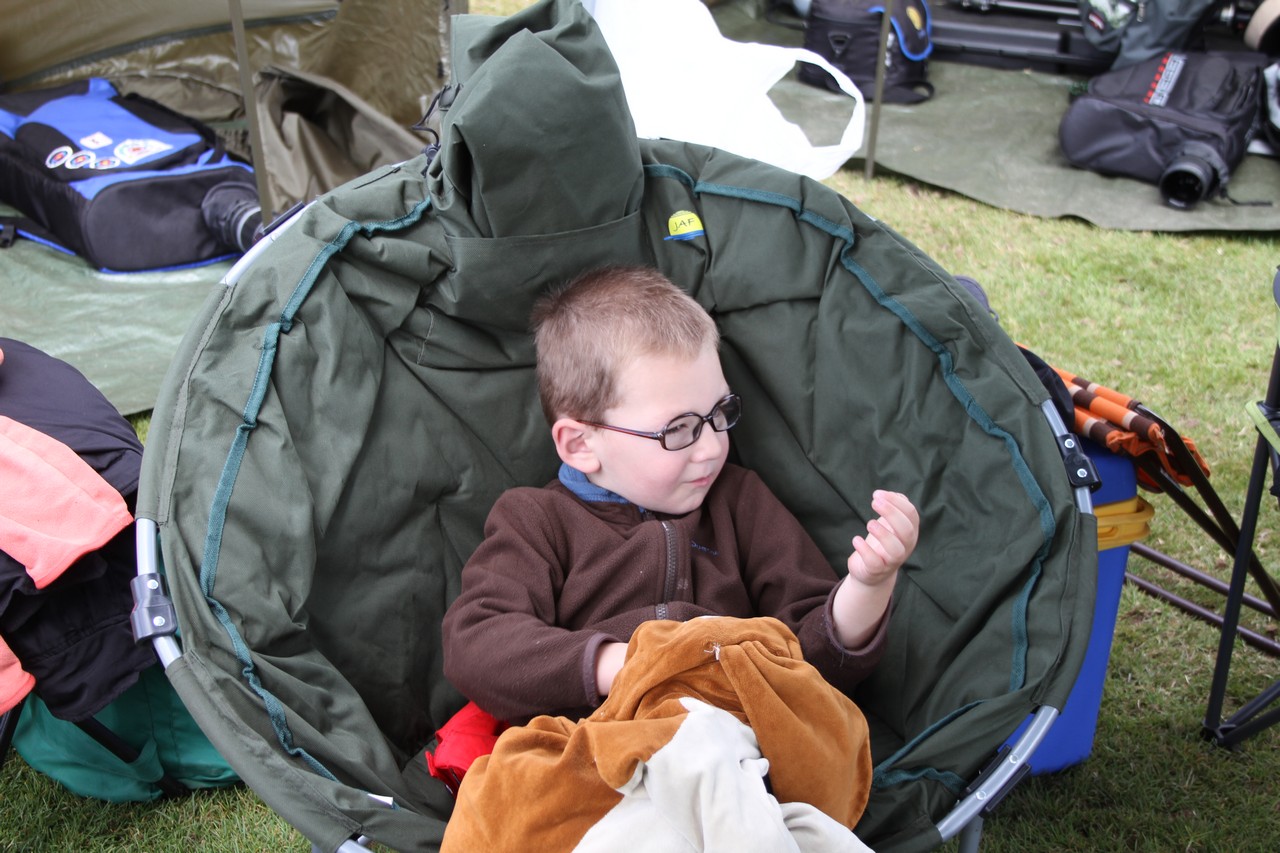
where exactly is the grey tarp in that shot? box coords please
[844,61,1280,231]
[0,228,228,418]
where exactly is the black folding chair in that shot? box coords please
[1201,268,1280,747]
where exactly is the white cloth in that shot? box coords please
[586,0,865,180]
[573,698,876,853]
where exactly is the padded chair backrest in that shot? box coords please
[137,2,1096,851]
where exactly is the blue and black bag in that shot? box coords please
[0,78,261,272]
[798,0,934,104]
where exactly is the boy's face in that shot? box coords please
[585,344,731,515]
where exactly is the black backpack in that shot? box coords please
[798,0,934,104]
[1058,51,1267,209]
[1076,0,1219,70]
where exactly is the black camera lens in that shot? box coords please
[202,183,263,253]
[1159,156,1219,209]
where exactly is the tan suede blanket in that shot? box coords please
[441,616,874,852]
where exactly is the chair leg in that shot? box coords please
[1205,433,1269,741]
[955,814,984,853]
[73,716,190,798]
[1204,337,1280,747]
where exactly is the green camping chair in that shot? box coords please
[132,2,1098,850]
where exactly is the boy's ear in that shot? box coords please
[551,418,601,473]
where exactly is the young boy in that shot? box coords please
[441,266,919,724]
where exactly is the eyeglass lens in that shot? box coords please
[661,395,741,450]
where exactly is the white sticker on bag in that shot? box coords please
[114,138,173,165]
[66,150,96,170]
[80,131,113,149]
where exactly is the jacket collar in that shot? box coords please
[558,462,632,506]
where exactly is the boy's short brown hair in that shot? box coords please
[530,266,719,424]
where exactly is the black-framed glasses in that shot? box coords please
[582,394,742,451]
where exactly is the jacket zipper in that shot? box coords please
[656,519,678,619]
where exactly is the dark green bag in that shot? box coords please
[1077,0,1217,68]
[14,665,237,802]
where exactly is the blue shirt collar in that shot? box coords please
[559,463,632,506]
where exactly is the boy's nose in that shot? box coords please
[688,421,726,459]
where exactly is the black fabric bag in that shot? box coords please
[1076,0,1218,70]
[0,78,260,272]
[798,0,934,104]
[0,338,153,722]
[1058,51,1266,209]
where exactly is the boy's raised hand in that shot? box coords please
[832,490,919,650]
[846,490,919,588]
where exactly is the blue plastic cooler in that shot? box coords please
[1015,439,1153,774]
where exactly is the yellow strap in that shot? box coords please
[1096,495,1155,550]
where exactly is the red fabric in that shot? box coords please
[426,701,509,795]
[0,415,132,588]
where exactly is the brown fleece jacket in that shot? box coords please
[442,464,887,722]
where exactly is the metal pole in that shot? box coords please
[1124,571,1280,658]
[1130,542,1276,619]
[863,0,894,181]
[229,0,274,222]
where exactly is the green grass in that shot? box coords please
[0,759,304,852]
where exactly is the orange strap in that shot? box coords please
[1052,367,1210,491]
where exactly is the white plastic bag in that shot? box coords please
[586,0,865,180]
